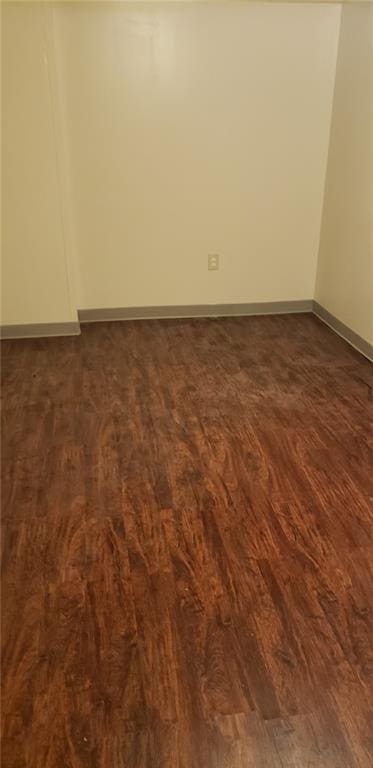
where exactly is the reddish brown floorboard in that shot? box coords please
[1,313,373,768]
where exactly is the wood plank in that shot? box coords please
[1,314,373,767]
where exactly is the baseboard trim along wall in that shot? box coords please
[1,303,372,363]
[0,321,81,340]
[313,302,373,362]
[78,300,313,323]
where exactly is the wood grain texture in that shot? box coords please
[1,313,373,768]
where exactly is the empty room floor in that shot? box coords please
[1,313,373,768]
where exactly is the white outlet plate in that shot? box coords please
[208,254,219,271]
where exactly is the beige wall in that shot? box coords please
[315,3,373,346]
[54,1,340,310]
[9,2,369,328]
[1,1,76,326]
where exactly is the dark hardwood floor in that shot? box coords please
[1,313,373,768]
